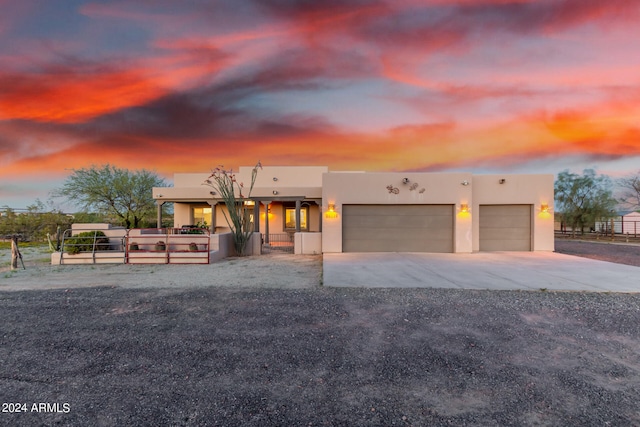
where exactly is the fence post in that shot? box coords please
[10,235,24,270]
[10,235,18,270]
[610,218,614,240]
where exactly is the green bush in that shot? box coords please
[65,231,110,255]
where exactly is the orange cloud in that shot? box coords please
[0,43,232,124]
[0,66,167,123]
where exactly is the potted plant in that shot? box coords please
[155,241,166,251]
[129,242,139,251]
[188,242,199,251]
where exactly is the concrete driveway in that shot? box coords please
[323,252,640,292]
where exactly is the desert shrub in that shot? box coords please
[65,231,110,255]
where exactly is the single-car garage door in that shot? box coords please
[342,204,454,253]
[479,205,531,251]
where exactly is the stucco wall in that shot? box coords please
[472,174,554,251]
[322,172,554,253]
[322,172,474,253]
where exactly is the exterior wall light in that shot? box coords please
[261,206,273,220]
[541,204,550,213]
[499,179,506,184]
[272,190,279,195]
[273,177,278,181]
[460,203,470,213]
[209,191,216,196]
[325,203,339,219]
[402,178,410,184]
[461,180,470,186]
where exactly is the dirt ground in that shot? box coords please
[1,241,640,426]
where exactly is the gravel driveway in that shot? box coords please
[1,241,640,426]
[555,238,640,267]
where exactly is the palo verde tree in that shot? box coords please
[55,165,166,228]
[554,169,617,235]
[204,162,261,256]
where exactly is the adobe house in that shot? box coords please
[153,166,554,255]
[154,166,326,254]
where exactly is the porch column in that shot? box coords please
[207,201,218,233]
[253,201,260,233]
[263,201,271,244]
[295,200,302,232]
[156,201,165,229]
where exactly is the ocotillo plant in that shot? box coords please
[204,161,261,255]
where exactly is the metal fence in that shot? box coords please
[595,220,640,237]
[59,228,126,264]
[262,233,294,254]
[125,228,210,264]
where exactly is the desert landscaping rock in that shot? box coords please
[1,242,640,425]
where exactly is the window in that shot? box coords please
[193,207,212,227]
[284,204,308,231]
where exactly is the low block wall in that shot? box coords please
[210,232,261,260]
[294,232,322,255]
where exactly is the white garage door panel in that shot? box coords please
[479,205,531,251]
[342,205,453,253]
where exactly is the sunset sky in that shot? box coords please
[2,0,640,210]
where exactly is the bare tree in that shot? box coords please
[617,172,640,211]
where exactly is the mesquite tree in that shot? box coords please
[555,169,617,236]
[204,162,261,255]
[55,165,165,228]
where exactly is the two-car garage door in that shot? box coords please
[342,205,454,253]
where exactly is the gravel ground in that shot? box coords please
[555,239,640,267]
[1,242,640,426]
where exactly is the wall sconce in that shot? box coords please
[460,204,470,213]
[157,194,163,198]
[273,177,278,181]
[325,203,339,219]
[209,191,216,196]
[402,178,410,184]
[499,179,506,184]
[541,204,550,213]
[272,190,279,195]
[261,206,273,219]
[461,180,470,186]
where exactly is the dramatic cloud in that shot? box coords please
[2,0,640,207]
